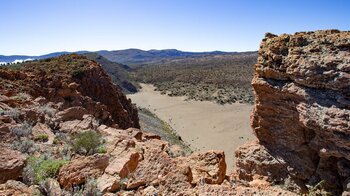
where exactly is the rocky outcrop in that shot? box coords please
[74,62,139,129]
[0,147,26,183]
[236,30,350,194]
[177,151,227,185]
[0,54,139,129]
[58,154,109,189]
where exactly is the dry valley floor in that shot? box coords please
[128,83,255,170]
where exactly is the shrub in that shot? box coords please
[82,178,102,196]
[72,178,102,196]
[4,108,20,119]
[34,134,49,142]
[307,180,332,196]
[38,104,55,117]
[24,156,68,184]
[71,69,85,79]
[59,144,73,161]
[12,92,31,100]
[96,146,107,154]
[72,131,102,155]
[10,122,32,138]
[52,137,60,145]
[11,137,38,154]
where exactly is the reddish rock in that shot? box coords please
[58,154,109,189]
[235,140,287,183]
[32,123,55,143]
[105,152,140,178]
[125,149,179,189]
[96,173,120,193]
[0,180,32,196]
[0,54,139,129]
[55,106,88,121]
[236,30,350,194]
[39,178,62,196]
[59,114,98,133]
[74,62,139,129]
[0,147,26,183]
[178,150,227,185]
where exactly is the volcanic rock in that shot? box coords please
[236,30,350,194]
[0,147,26,183]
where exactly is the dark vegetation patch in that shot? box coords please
[132,52,258,104]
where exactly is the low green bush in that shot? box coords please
[96,146,107,154]
[72,130,102,155]
[34,134,49,142]
[25,156,68,184]
[71,69,85,79]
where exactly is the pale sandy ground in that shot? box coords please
[127,83,255,171]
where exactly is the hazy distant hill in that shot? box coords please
[0,51,88,63]
[1,49,235,66]
[83,53,137,93]
[97,49,237,67]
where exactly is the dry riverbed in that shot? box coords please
[128,83,255,171]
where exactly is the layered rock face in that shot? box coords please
[236,30,350,194]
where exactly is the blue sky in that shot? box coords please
[0,0,349,55]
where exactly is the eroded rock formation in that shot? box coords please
[236,30,350,195]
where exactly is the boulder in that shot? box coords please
[96,173,120,193]
[32,123,55,143]
[39,178,62,196]
[0,147,26,183]
[178,150,227,185]
[59,114,98,133]
[125,148,179,190]
[55,106,88,122]
[235,140,287,183]
[0,180,33,195]
[58,154,109,189]
[105,152,140,178]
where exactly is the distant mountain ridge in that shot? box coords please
[97,49,240,66]
[0,49,248,66]
[0,51,89,63]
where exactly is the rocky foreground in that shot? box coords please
[0,54,291,195]
[236,30,350,195]
[0,29,349,196]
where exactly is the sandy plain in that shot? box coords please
[128,83,255,171]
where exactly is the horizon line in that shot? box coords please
[0,48,259,57]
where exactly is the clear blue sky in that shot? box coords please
[1,0,349,55]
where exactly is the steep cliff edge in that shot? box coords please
[236,30,350,194]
